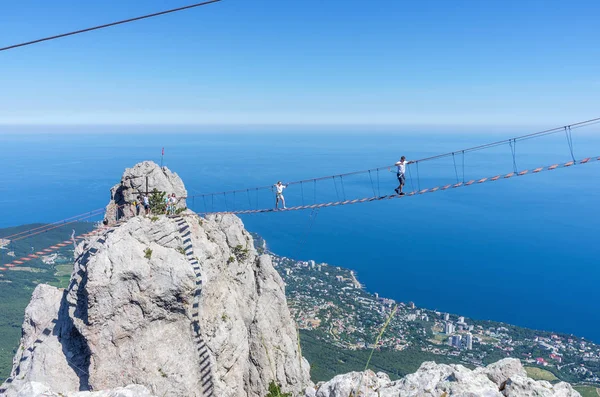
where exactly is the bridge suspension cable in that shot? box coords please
[188,117,600,201]
[197,155,599,216]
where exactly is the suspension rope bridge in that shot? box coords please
[1,118,598,272]
[190,117,600,215]
[196,155,599,216]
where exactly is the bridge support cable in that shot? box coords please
[509,140,518,173]
[452,153,460,184]
[368,170,377,197]
[301,181,305,206]
[333,176,340,201]
[565,126,576,162]
[461,151,466,183]
[416,162,422,191]
[340,176,347,200]
[407,166,416,194]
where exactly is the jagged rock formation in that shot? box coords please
[105,161,187,222]
[0,162,585,397]
[12,382,155,397]
[1,162,310,397]
[308,358,581,397]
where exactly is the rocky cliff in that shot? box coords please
[1,162,310,397]
[305,358,580,397]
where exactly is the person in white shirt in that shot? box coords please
[394,156,415,195]
[168,193,178,215]
[274,181,288,209]
[142,194,150,215]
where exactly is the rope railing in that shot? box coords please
[187,117,600,201]
[198,155,599,216]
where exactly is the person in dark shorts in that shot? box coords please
[274,181,288,209]
[135,196,142,216]
[394,156,415,195]
[142,194,150,215]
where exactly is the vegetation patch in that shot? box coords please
[149,189,167,215]
[573,386,600,397]
[525,366,558,381]
[144,248,153,259]
[265,381,291,397]
[233,245,249,262]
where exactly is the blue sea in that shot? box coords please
[1,128,599,342]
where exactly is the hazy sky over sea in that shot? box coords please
[1,0,599,127]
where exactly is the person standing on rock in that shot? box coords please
[135,196,142,216]
[274,181,288,209]
[392,156,415,196]
[168,193,178,215]
[142,194,150,215]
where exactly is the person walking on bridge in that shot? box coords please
[274,181,288,209]
[393,156,415,196]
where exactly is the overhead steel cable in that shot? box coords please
[0,0,222,52]
[188,117,600,199]
[0,207,106,240]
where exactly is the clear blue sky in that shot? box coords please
[1,0,599,127]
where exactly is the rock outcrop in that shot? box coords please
[308,358,580,397]
[10,382,156,397]
[1,162,310,397]
[0,162,585,397]
[105,161,187,222]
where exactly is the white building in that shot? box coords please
[465,333,473,350]
[444,322,455,335]
[443,313,450,321]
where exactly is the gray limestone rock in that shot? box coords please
[502,376,581,397]
[477,358,527,388]
[14,382,155,397]
[1,207,310,396]
[311,360,581,397]
[105,161,187,222]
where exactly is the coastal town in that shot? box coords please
[262,241,600,386]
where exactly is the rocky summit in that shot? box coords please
[1,162,310,397]
[0,162,583,397]
[105,161,187,223]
